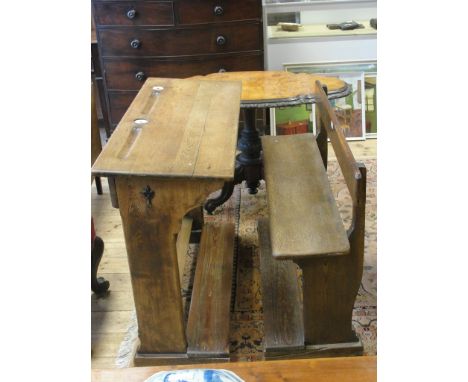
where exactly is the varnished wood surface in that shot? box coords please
[296,86,367,346]
[98,23,262,57]
[92,77,241,179]
[191,71,348,105]
[92,356,376,382]
[262,133,350,259]
[315,81,362,204]
[186,223,235,358]
[90,140,376,369]
[116,176,224,354]
[258,219,304,353]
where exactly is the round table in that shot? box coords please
[190,71,350,214]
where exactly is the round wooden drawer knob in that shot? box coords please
[126,9,136,19]
[135,72,146,81]
[216,35,227,46]
[130,39,141,49]
[214,6,224,16]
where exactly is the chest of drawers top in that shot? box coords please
[93,0,262,27]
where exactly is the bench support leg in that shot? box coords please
[298,255,362,346]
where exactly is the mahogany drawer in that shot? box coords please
[103,52,264,90]
[93,1,174,26]
[107,91,138,126]
[98,22,262,57]
[176,0,261,25]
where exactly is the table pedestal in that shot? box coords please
[205,108,263,214]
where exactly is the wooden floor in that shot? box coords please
[91,138,376,369]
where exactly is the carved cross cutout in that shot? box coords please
[141,185,155,207]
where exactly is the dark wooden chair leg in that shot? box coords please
[95,176,103,195]
[92,236,110,294]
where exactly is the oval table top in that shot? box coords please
[190,71,350,108]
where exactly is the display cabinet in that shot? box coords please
[263,0,377,139]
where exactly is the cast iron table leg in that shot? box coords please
[204,108,263,214]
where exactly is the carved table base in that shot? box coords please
[205,108,263,214]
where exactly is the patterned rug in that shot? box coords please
[116,158,377,366]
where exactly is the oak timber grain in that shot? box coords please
[261,133,350,259]
[298,164,367,345]
[186,222,235,358]
[92,356,377,382]
[258,219,304,354]
[315,81,362,204]
[92,78,241,179]
[116,176,224,354]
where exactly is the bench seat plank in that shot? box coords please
[258,218,305,354]
[261,133,349,259]
[186,222,235,358]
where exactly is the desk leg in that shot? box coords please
[116,176,223,356]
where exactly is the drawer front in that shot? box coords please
[93,1,174,26]
[99,22,262,57]
[176,0,261,25]
[103,53,264,90]
[107,91,138,125]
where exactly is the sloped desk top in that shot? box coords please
[92,77,242,179]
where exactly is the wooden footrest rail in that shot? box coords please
[259,81,367,359]
[186,222,235,359]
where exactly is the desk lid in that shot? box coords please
[92,78,241,179]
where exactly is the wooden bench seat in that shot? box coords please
[259,81,367,358]
[186,222,235,360]
[261,133,350,259]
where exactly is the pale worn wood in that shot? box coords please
[91,311,134,334]
[91,291,135,312]
[92,356,377,382]
[258,218,304,353]
[116,176,224,354]
[92,333,127,357]
[298,164,366,345]
[92,78,241,180]
[186,222,235,358]
[261,133,349,259]
[315,81,362,204]
[190,71,348,104]
[176,216,193,284]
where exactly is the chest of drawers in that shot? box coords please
[92,0,264,133]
